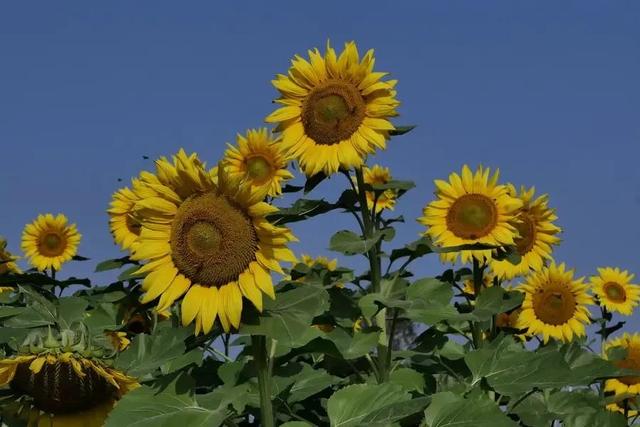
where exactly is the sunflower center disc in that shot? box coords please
[11,360,114,414]
[514,214,537,255]
[446,194,498,240]
[39,232,65,257]
[171,192,258,287]
[615,348,640,385]
[246,156,273,184]
[301,81,366,145]
[603,282,627,303]
[532,285,577,325]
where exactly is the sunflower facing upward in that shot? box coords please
[517,263,592,343]
[223,128,294,197]
[489,185,561,280]
[418,165,523,264]
[129,149,296,335]
[21,214,81,272]
[591,267,640,316]
[266,41,399,176]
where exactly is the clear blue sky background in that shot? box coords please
[1,2,639,333]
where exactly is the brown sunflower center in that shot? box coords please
[532,283,577,325]
[38,232,66,257]
[614,347,640,385]
[603,282,627,303]
[446,194,498,240]
[11,360,115,414]
[301,80,366,145]
[170,192,258,287]
[246,156,273,184]
[514,213,537,255]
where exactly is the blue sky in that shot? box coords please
[1,2,639,331]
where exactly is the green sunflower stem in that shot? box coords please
[471,257,485,349]
[251,335,275,427]
[355,167,389,382]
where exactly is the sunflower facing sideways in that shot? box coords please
[21,214,81,272]
[361,164,397,213]
[0,237,21,275]
[0,329,138,427]
[129,149,297,334]
[266,41,399,176]
[222,128,294,197]
[591,267,640,316]
[419,165,523,264]
[603,333,640,413]
[489,185,561,280]
[516,263,592,343]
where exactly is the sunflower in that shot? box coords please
[359,164,397,213]
[300,254,343,288]
[0,352,138,427]
[604,334,640,399]
[223,128,294,197]
[606,400,638,417]
[21,214,81,272]
[591,267,640,316]
[266,41,399,176]
[105,331,131,352]
[0,237,21,278]
[516,263,592,343]
[462,272,495,296]
[129,149,296,334]
[108,186,142,251]
[418,165,523,264]
[489,185,561,279]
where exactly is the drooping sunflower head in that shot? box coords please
[360,164,397,213]
[266,41,399,176]
[516,262,592,343]
[604,333,640,397]
[0,237,21,276]
[591,267,640,316]
[223,128,294,197]
[489,185,561,279]
[418,165,523,264]
[0,329,138,427]
[130,150,296,335]
[21,214,81,272]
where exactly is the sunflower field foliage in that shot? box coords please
[2,41,640,427]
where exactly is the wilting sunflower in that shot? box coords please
[0,350,138,427]
[129,149,296,334]
[21,214,81,272]
[266,41,399,176]
[360,164,397,213]
[419,165,523,264]
[489,185,561,279]
[516,263,592,343]
[604,334,640,398]
[223,128,294,197]
[591,267,640,316]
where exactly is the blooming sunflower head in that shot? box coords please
[591,267,640,316]
[129,149,297,335]
[604,333,640,397]
[360,164,397,213]
[108,185,143,251]
[461,272,495,296]
[0,237,21,276]
[489,185,561,280]
[516,263,592,343]
[223,128,294,197]
[418,165,523,264]
[0,329,138,427]
[266,41,399,176]
[21,214,81,272]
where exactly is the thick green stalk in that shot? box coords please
[471,258,485,349]
[251,335,274,427]
[354,167,389,382]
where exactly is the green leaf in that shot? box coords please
[370,180,415,192]
[425,392,518,427]
[269,199,336,225]
[509,392,556,427]
[329,230,388,256]
[105,381,228,427]
[404,278,460,325]
[389,236,497,264]
[327,383,412,427]
[281,423,314,427]
[56,297,89,329]
[286,364,340,403]
[470,287,524,321]
[0,306,25,319]
[389,367,425,393]
[95,257,133,272]
[325,328,381,360]
[239,285,329,350]
[304,171,328,194]
[389,125,416,136]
